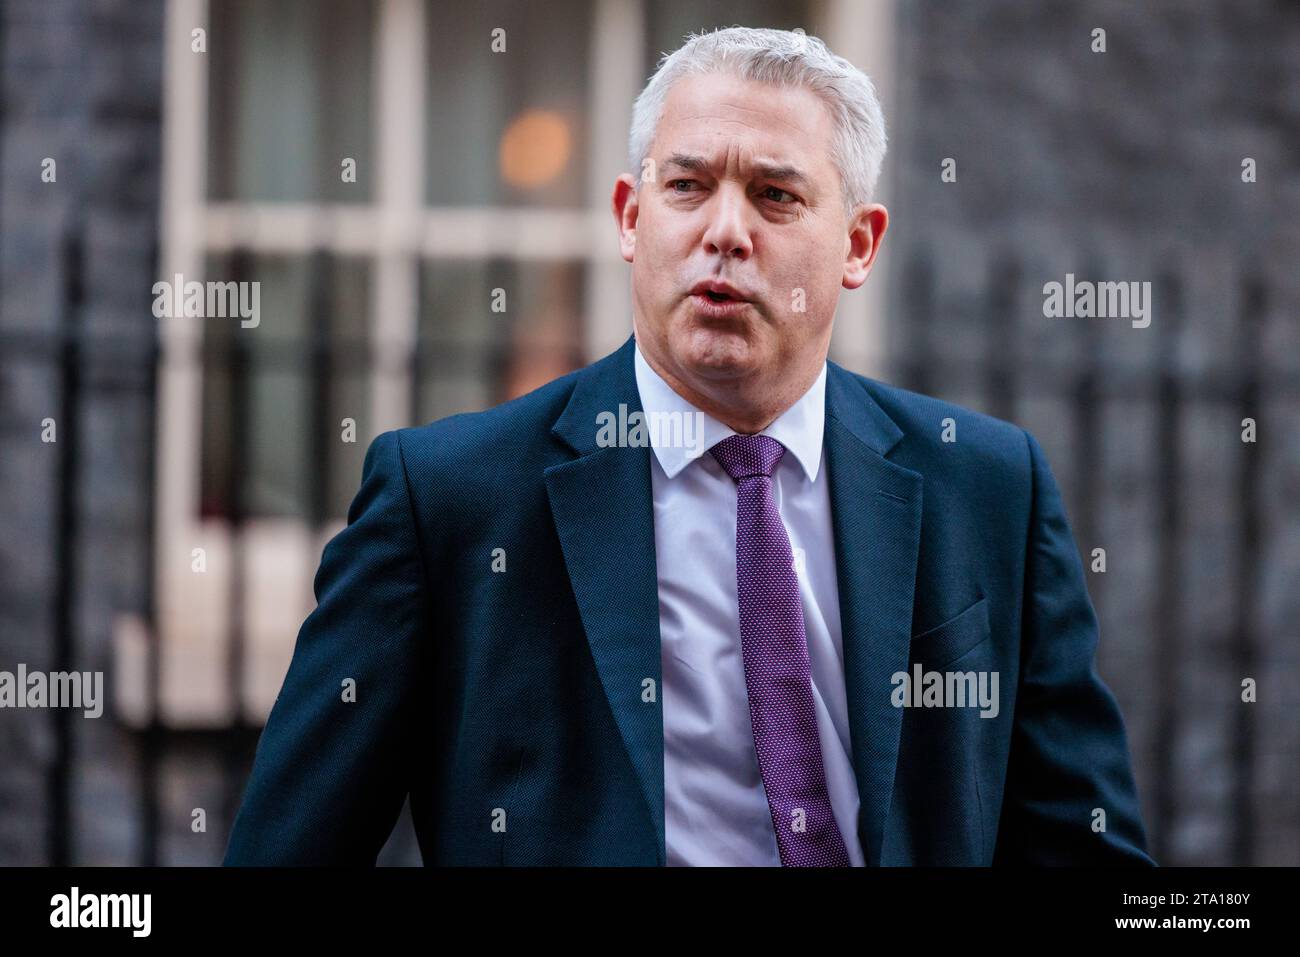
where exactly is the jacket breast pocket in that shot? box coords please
[908,596,990,669]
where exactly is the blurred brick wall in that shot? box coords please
[0,0,163,864]
[887,0,1300,864]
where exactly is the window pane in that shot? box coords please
[200,253,371,520]
[208,0,377,202]
[416,260,585,424]
[425,0,593,208]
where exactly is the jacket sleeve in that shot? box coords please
[992,429,1156,865]
[223,429,429,865]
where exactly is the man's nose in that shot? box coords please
[701,185,753,260]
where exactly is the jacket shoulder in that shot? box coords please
[388,361,587,481]
[844,369,1035,494]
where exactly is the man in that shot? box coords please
[224,27,1153,866]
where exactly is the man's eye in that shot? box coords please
[761,185,796,204]
[669,179,698,193]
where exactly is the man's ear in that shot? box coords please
[613,173,640,264]
[843,203,889,290]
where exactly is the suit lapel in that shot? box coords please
[543,335,666,864]
[824,362,922,866]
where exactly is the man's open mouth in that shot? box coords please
[691,280,751,304]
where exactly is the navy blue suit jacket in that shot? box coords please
[224,333,1154,866]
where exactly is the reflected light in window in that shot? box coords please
[499,110,572,189]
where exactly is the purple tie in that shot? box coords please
[710,433,851,867]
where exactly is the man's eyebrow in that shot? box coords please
[662,153,813,190]
[752,162,812,190]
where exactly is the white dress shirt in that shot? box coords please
[633,338,865,866]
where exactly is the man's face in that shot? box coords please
[615,71,884,402]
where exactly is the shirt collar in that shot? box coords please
[632,336,826,483]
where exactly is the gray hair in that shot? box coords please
[628,26,887,214]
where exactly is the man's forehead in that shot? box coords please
[653,73,834,180]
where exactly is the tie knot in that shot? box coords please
[709,433,785,481]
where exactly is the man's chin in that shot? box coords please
[675,326,763,380]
